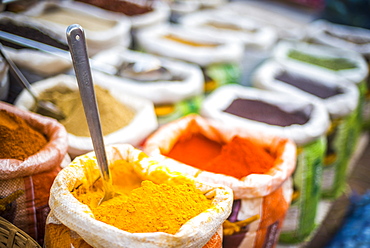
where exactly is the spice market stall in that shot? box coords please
[0,0,369,247]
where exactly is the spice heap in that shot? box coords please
[288,50,357,71]
[0,109,47,160]
[165,134,276,179]
[76,0,153,16]
[72,160,211,235]
[223,98,310,127]
[324,30,370,45]
[94,181,210,234]
[0,18,69,51]
[275,71,344,99]
[37,85,135,137]
[34,5,116,32]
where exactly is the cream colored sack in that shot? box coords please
[143,114,296,248]
[14,74,158,158]
[45,144,233,248]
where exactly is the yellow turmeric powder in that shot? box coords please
[45,223,93,248]
[72,159,143,207]
[72,159,212,235]
[92,180,211,234]
[46,158,212,248]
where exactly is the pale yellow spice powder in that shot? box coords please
[37,84,135,137]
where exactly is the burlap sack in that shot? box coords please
[45,144,233,248]
[143,114,296,248]
[0,101,69,245]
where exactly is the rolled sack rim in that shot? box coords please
[273,39,369,84]
[200,83,331,146]
[0,101,68,180]
[143,114,297,199]
[49,144,233,248]
[136,23,244,67]
[253,60,360,119]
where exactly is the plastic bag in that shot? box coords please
[0,101,69,245]
[45,144,233,248]
[143,114,296,248]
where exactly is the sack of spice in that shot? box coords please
[179,8,277,50]
[14,74,158,158]
[21,1,132,56]
[143,114,297,248]
[0,101,69,245]
[221,1,309,41]
[0,12,72,77]
[179,8,278,86]
[92,47,204,125]
[136,23,244,95]
[44,144,233,248]
[74,0,170,48]
[273,40,369,131]
[253,60,359,200]
[306,19,370,129]
[307,20,370,59]
[200,84,330,244]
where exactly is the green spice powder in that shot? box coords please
[288,50,357,71]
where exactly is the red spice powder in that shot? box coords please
[165,134,275,179]
[165,133,223,169]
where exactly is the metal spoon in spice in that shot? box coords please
[66,24,116,206]
[0,43,65,120]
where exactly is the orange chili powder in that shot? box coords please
[165,133,223,168]
[165,134,275,179]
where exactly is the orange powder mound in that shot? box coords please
[166,134,275,179]
[204,136,275,179]
[165,133,223,169]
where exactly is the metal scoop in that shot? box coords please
[66,24,115,206]
[0,43,65,120]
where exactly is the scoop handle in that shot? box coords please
[66,24,111,184]
[0,43,38,101]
